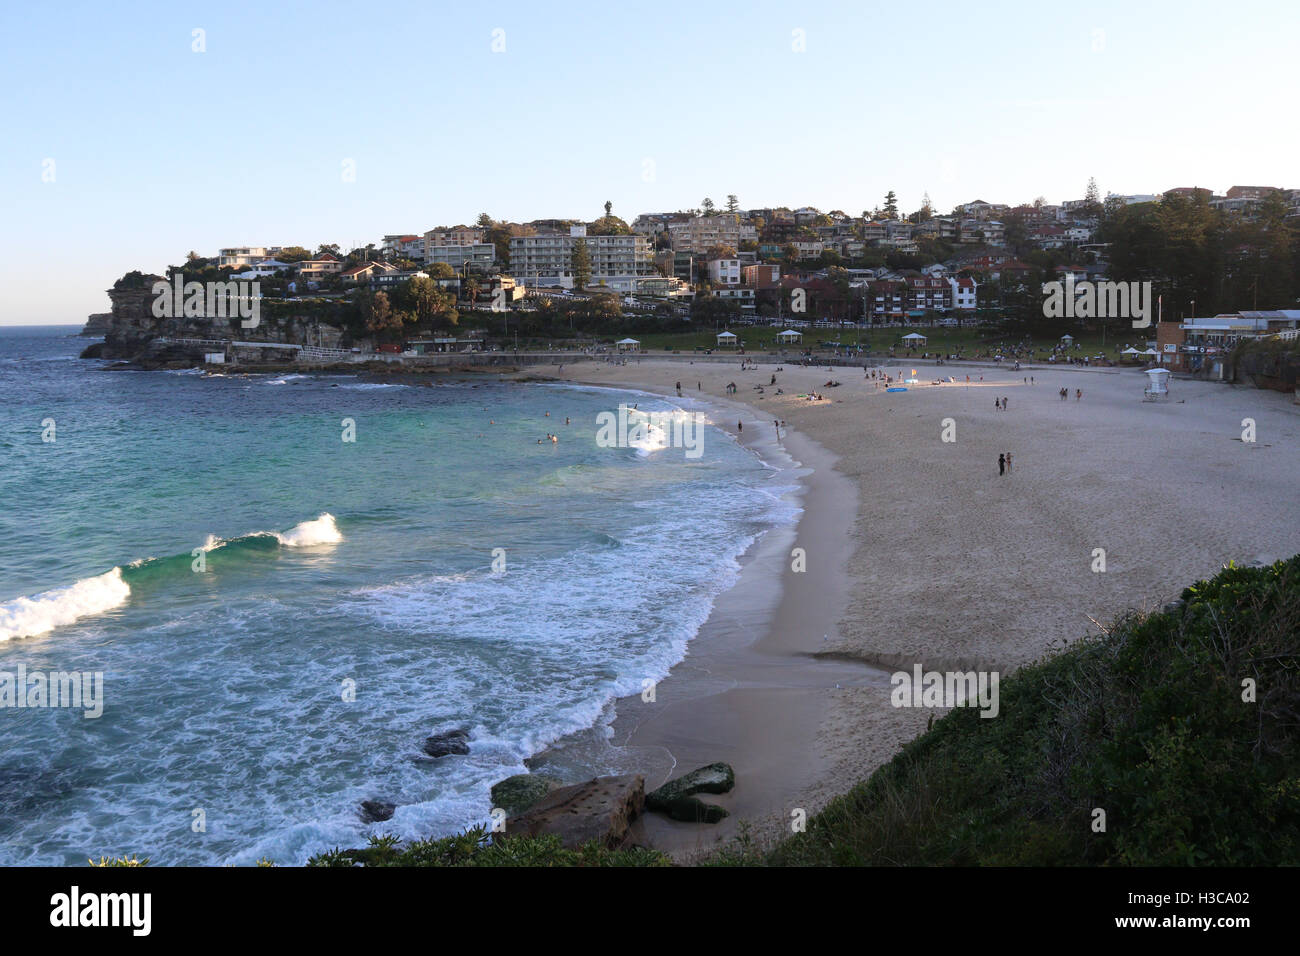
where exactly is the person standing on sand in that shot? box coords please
[737,421,743,434]
[998,453,1005,476]
[1076,388,1082,401]
[1005,452,1013,474]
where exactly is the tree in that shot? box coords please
[883,191,899,220]
[476,213,494,228]
[705,244,737,260]
[1083,178,1103,220]
[571,238,592,291]
[316,243,340,257]
[726,194,739,214]
[604,200,612,219]
[701,197,716,215]
[360,291,402,339]
[426,262,456,279]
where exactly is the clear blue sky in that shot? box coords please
[2,0,1296,324]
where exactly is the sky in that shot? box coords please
[2,0,1297,324]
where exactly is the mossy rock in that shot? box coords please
[646,762,735,810]
[659,795,729,823]
[490,774,562,815]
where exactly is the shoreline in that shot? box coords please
[517,376,884,857]
[508,371,890,858]
[517,355,1300,856]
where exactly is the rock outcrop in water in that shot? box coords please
[89,275,351,364]
[359,800,396,823]
[504,774,645,849]
[422,729,471,758]
[80,313,112,337]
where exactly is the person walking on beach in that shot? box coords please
[1076,388,1082,401]
[676,380,682,395]
[774,420,781,439]
[998,453,1005,476]
[737,420,743,434]
[1005,451,1013,474]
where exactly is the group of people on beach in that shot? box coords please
[1059,388,1082,401]
[994,396,1009,411]
[998,452,1014,476]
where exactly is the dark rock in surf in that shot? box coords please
[423,728,470,758]
[359,800,396,823]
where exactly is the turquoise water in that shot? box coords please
[0,326,796,864]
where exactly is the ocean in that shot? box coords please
[0,325,798,865]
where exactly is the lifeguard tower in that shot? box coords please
[1143,367,1170,401]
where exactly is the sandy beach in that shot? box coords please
[515,355,1300,857]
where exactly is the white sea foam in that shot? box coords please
[0,568,130,642]
[274,513,343,547]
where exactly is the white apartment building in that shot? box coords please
[707,258,741,285]
[424,243,496,273]
[667,215,758,254]
[508,225,651,289]
[218,246,288,268]
[949,276,977,311]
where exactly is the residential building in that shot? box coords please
[949,276,977,311]
[423,226,485,246]
[297,254,344,281]
[667,214,757,254]
[424,243,496,273]
[742,263,781,289]
[380,235,426,261]
[218,246,289,268]
[507,224,651,290]
[707,257,741,285]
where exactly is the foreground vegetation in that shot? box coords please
[731,556,1300,866]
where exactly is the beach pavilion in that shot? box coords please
[1060,334,1075,344]
[716,331,739,348]
[901,332,927,347]
[776,329,803,345]
[615,337,640,352]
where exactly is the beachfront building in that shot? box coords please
[615,338,640,352]
[380,235,426,262]
[423,226,485,246]
[1157,311,1300,373]
[949,276,978,311]
[776,329,803,345]
[424,243,496,274]
[508,225,652,291]
[667,215,758,254]
[716,331,738,348]
[901,332,927,347]
[707,257,742,285]
[297,254,344,283]
[218,246,291,268]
